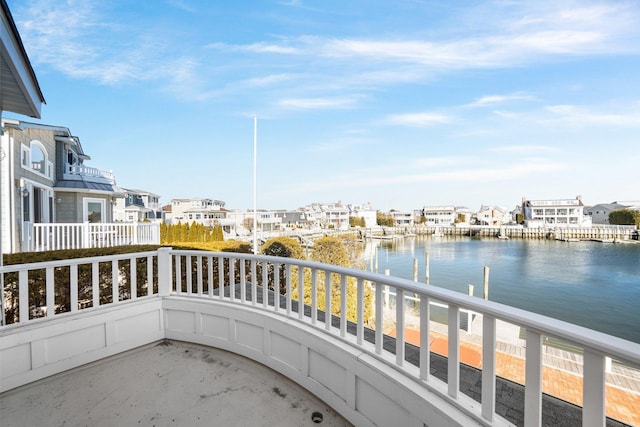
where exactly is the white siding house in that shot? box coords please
[522,196,591,228]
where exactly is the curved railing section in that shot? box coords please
[2,248,640,427]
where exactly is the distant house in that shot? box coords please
[421,206,456,226]
[585,201,640,224]
[272,209,311,229]
[304,202,350,230]
[114,188,163,222]
[347,203,377,228]
[164,197,238,234]
[1,120,123,253]
[521,196,591,228]
[476,205,510,226]
[390,210,414,227]
[166,198,226,225]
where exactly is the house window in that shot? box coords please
[83,198,105,223]
[31,143,45,172]
[21,144,29,167]
[21,141,52,180]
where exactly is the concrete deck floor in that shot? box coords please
[0,340,352,427]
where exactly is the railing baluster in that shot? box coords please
[229,259,235,301]
[325,270,331,330]
[130,256,137,300]
[273,262,280,311]
[46,267,55,317]
[298,267,304,319]
[262,260,268,308]
[92,262,99,307]
[396,289,405,366]
[419,296,430,381]
[175,256,182,294]
[251,259,257,305]
[311,269,317,324]
[375,281,383,354]
[19,270,28,323]
[111,260,119,303]
[447,304,460,398]
[481,314,496,422]
[340,275,347,337]
[524,330,542,427]
[357,278,364,346]
[147,255,153,296]
[240,259,246,303]
[217,256,224,299]
[207,256,214,297]
[196,256,203,296]
[186,255,192,295]
[285,264,292,316]
[70,263,78,311]
[583,350,606,427]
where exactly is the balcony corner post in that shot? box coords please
[158,247,173,296]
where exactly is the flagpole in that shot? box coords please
[253,115,258,255]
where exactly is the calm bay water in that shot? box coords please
[367,236,640,344]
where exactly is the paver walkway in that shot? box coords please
[390,327,640,426]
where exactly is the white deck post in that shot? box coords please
[157,247,173,296]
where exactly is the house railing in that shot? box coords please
[29,222,160,252]
[65,164,115,184]
[2,249,639,426]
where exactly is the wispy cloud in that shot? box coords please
[285,157,564,193]
[545,104,640,127]
[490,145,559,153]
[467,93,534,108]
[166,0,197,13]
[207,42,301,55]
[384,112,453,127]
[276,97,360,110]
[17,0,185,85]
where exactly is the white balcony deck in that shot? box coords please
[0,340,350,427]
[1,249,639,426]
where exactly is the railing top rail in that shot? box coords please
[0,251,158,272]
[169,248,640,366]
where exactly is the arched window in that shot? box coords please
[31,142,45,172]
[22,140,53,178]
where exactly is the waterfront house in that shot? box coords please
[0,120,123,253]
[421,205,456,225]
[347,203,378,228]
[304,201,350,230]
[113,188,163,222]
[584,202,631,225]
[476,205,510,226]
[390,210,415,226]
[521,196,591,228]
[272,208,312,229]
[165,197,226,224]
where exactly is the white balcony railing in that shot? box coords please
[29,222,160,252]
[1,249,639,426]
[64,164,115,184]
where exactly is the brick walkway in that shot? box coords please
[391,327,640,426]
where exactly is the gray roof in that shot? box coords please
[54,180,123,196]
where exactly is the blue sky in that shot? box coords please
[7,0,640,212]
